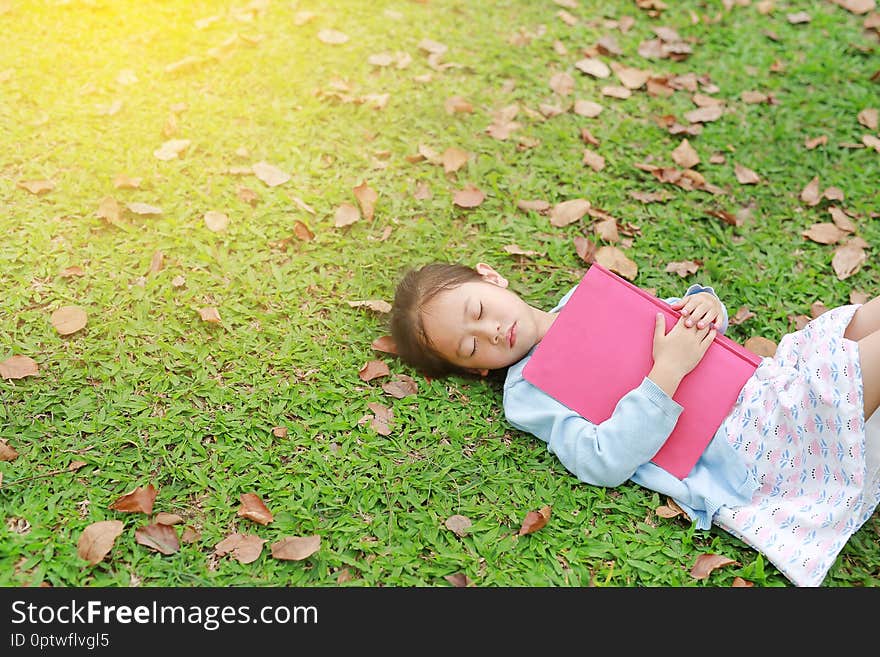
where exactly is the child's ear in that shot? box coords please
[475,262,508,288]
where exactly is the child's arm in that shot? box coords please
[504,375,683,487]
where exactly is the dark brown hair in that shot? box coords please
[390,263,482,379]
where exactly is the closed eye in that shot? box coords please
[477,302,483,319]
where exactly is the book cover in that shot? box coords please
[522,262,762,479]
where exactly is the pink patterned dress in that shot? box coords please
[713,304,880,586]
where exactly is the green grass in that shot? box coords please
[1,0,878,587]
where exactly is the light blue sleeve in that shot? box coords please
[665,283,729,334]
[503,374,683,487]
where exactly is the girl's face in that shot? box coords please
[419,264,552,375]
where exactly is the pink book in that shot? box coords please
[522,262,762,479]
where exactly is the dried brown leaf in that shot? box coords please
[800,176,821,206]
[17,179,55,195]
[518,505,551,536]
[595,245,637,280]
[214,533,266,564]
[832,242,867,280]
[0,355,39,380]
[78,520,125,565]
[734,163,761,184]
[237,492,274,525]
[665,260,700,277]
[353,181,378,221]
[744,336,777,357]
[50,306,87,335]
[203,210,229,232]
[334,202,360,227]
[293,220,314,241]
[671,138,699,168]
[382,374,418,398]
[444,514,472,537]
[371,335,398,355]
[270,535,321,561]
[252,161,291,187]
[109,484,158,515]
[550,198,591,227]
[359,360,390,382]
[0,440,18,461]
[453,185,486,208]
[690,553,738,580]
[135,523,180,555]
[802,223,846,245]
[197,307,222,323]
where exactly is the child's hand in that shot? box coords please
[648,314,716,397]
[669,292,723,330]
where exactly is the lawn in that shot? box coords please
[1,0,878,587]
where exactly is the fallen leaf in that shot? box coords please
[252,161,290,187]
[802,223,846,244]
[317,29,349,44]
[445,514,472,537]
[126,202,162,216]
[829,207,855,232]
[684,105,723,123]
[59,265,85,278]
[444,96,473,113]
[671,138,699,168]
[582,148,606,172]
[367,401,393,435]
[293,220,314,241]
[153,138,190,160]
[549,71,575,95]
[382,374,418,398]
[517,199,551,213]
[665,260,700,277]
[550,198,591,227]
[744,336,777,357]
[0,355,39,380]
[353,181,378,221]
[271,535,321,561]
[595,245,637,280]
[348,299,392,313]
[690,553,738,580]
[832,0,875,14]
[655,497,686,518]
[155,512,183,525]
[135,523,179,555]
[113,174,141,189]
[518,505,551,536]
[97,196,122,224]
[214,533,266,564]
[334,203,360,227]
[77,520,125,565]
[731,576,754,587]
[805,135,828,149]
[573,100,603,117]
[149,251,164,274]
[197,307,222,323]
[453,185,486,208]
[371,335,398,354]
[359,360,390,382]
[0,440,18,461]
[730,306,756,325]
[574,235,596,263]
[272,426,288,438]
[445,572,473,587]
[734,163,761,184]
[50,306,87,335]
[109,484,158,514]
[857,108,878,130]
[17,179,55,195]
[442,147,470,174]
[800,176,822,206]
[238,493,274,525]
[832,242,867,280]
[787,11,811,23]
[204,210,229,232]
[575,57,611,78]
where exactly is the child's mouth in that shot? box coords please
[508,322,516,348]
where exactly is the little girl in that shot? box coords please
[390,261,880,587]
